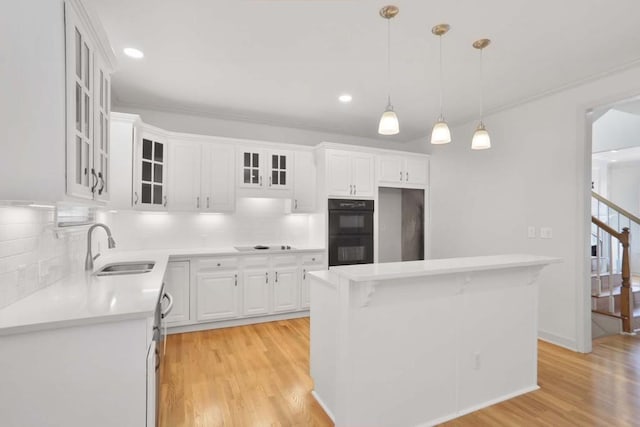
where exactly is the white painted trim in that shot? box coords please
[66,0,117,70]
[317,141,431,157]
[416,385,540,427]
[166,310,309,334]
[310,391,335,423]
[538,330,578,352]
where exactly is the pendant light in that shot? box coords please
[471,38,491,150]
[378,5,399,136]
[430,24,451,145]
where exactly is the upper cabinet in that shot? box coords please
[167,139,235,212]
[291,150,316,213]
[378,154,429,188]
[325,149,374,198]
[237,147,293,197]
[64,0,115,202]
[133,128,168,210]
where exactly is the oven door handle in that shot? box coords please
[161,292,174,319]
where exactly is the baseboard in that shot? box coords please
[537,329,578,352]
[311,390,335,422]
[166,310,309,334]
[416,385,540,427]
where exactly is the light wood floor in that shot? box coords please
[160,318,640,426]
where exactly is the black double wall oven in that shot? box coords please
[328,199,374,267]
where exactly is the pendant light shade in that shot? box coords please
[471,122,491,150]
[472,38,491,150]
[430,24,451,145]
[379,103,400,135]
[378,6,399,136]
[431,118,451,144]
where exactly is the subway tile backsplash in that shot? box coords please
[0,206,85,309]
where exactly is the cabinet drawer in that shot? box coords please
[271,255,298,267]
[198,257,239,271]
[302,253,324,266]
[243,256,270,268]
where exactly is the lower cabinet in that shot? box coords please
[196,270,240,321]
[166,251,325,330]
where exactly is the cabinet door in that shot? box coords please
[301,262,324,309]
[163,261,190,324]
[65,3,95,200]
[272,267,299,313]
[351,153,375,197]
[134,132,167,209]
[378,155,404,186]
[267,150,292,191]
[292,151,316,212]
[93,57,111,202]
[167,141,201,211]
[243,269,270,316]
[196,271,239,321]
[326,151,352,197]
[202,144,235,212]
[405,157,429,186]
[239,149,263,189]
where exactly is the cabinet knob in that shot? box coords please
[217,263,221,267]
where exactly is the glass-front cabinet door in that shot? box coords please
[93,58,110,201]
[269,153,289,189]
[65,3,95,199]
[238,148,292,191]
[134,131,167,209]
[240,150,262,188]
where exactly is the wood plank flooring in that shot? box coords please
[160,318,640,426]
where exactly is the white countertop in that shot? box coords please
[0,246,325,336]
[322,254,562,282]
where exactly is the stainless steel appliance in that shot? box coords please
[147,285,173,427]
[328,199,374,266]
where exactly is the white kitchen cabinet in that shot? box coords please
[146,136,237,212]
[196,271,240,321]
[237,147,293,196]
[291,150,317,212]
[300,252,325,309]
[133,127,168,210]
[378,154,429,188]
[163,261,190,325]
[64,0,115,202]
[243,268,271,316]
[272,267,299,312]
[326,150,374,198]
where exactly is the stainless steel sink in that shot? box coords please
[94,261,155,276]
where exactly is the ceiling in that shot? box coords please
[593,146,640,163]
[87,0,640,142]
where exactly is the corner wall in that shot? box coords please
[429,64,640,352]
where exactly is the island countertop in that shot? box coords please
[325,254,562,282]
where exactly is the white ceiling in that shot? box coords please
[87,0,640,142]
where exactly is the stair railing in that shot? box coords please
[591,216,632,333]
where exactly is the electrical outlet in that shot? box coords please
[527,226,536,239]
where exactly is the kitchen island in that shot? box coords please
[308,254,561,427]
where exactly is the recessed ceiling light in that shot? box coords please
[611,150,618,153]
[123,47,144,59]
[338,94,353,103]
[611,159,618,162]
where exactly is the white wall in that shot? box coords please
[593,109,640,152]
[103,198,317,251]
[609,160,640,217]
[114,106,431,154]
[429,64,640,352]
[0,206,86,309]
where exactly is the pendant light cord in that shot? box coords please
[438,34,444,119]
[387,18,391,106]
[479,48,484,122]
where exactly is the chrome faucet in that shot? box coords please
[85,223,116,271]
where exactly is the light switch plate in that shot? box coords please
[540,227,553,239]
[527,226,536,239]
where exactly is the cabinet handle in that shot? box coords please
[406,171,409,181]
[197,196,200,209]
[207,197,210,209]
[294,199,298,210]
[303,269,306,280]
[265,272,268,283]
[98,172,105,195]
[259,176,263,187]
[164,196,167,207]
[234,274,237,286]
[275,271,278,283]
[134,192,139,205]
[269,176,272,187]
[90,168,99,193]
[400,171,403,181]
[349,184,353,195]
[354,185,356,195]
